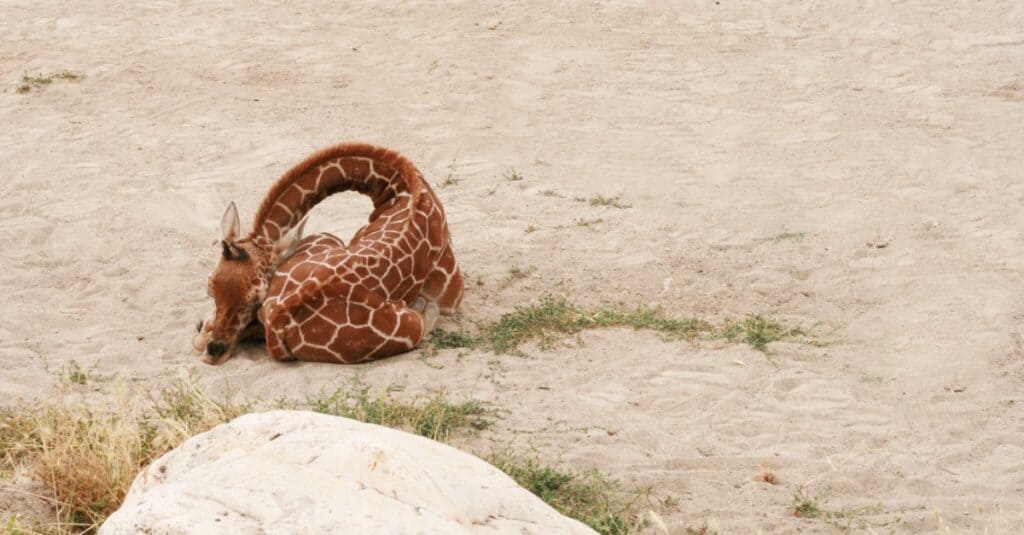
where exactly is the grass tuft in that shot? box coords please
[305,386,490,441]
[504,169,524,182]
[488,453,645,535]
[62,361,88,385]
[427,328,476,350]
[721,315,802,353]
[792,487,825,519]
[585,195,632,209]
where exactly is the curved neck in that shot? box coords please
[248,143,423,242]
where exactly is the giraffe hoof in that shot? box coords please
[422,301,440,332]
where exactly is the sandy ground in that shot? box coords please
[2,1,1024,532]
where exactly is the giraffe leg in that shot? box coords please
[412,296,440,332]
[421,243,464,315]
[271,290,427,364]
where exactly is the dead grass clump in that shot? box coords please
[16,71,82,93]
[0,381,247,532]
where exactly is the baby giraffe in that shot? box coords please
[193,143,464,364]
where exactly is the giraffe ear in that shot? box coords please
[272,216,308,261]
[221,202,240,242]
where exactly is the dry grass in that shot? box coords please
[16,71,82,94]
[0,382,248,532]
[0,380,494,533]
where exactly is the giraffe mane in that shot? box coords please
[248,142,425,240]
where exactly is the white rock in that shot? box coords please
[101,410,595,535]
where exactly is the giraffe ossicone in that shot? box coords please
[193,143,464,365]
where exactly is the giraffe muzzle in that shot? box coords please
[206,340,227,358]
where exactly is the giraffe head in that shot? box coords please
[193,202,305,364]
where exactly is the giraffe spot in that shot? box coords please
[369,306,399,335]
[289,261,317,282]
[397,256,413,275]
[278,185,305,216]
[302,314,336,343]
[382,265,402,290]
[346,302,372,325]
[336,325,383,357]
[319,165,344,191]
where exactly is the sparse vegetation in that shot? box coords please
[504,265,537,284]
[426,295,803,355]
[721,315,802,353]
[428,328,476,350]
[525,224,539,233]
[540,189,560,197]
[574,217,604,228]
[440,159,461,187]
[684,522,719,535]
[62,361,88,385]
[504,169,524,182]
[584,195,631,209]
[792,486,897,531]
[792,487,826,519]
[487,453,646,535]
[769,231,805,242]
[16,71,82,93]
[305,385,491,441]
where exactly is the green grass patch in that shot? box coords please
[427,295,802,355]
[721,315,802,353]
[488,453,645,535]
[305,386,491,441]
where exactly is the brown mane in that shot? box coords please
[248,142,424,236]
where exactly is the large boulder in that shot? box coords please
[101,410,595,534]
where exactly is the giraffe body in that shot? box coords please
[194,143,463,364]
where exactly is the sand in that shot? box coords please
[2,1,1023,532]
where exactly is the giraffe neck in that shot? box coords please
[246,143,424,243]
